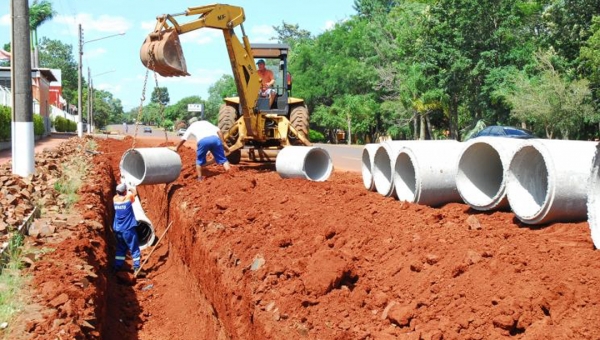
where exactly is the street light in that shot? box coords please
[77,25,125,137]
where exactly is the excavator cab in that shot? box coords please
[219,43,310,156]
[251,44,290,113]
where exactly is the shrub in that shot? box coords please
[308,129,326,143]
[0,105,10,141]
[54,116,76,132]
[67,120,76,132]
[33,114,45,136]
[54,116,64,132]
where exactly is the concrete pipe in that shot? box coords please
[120,147,182,186]
[393,140,463,206]
[586,143,600,248]
[507,139,597,225]
[131,195,156,250]
[276,146,333,181]
[372,141,409,197]
[456,137,526,211]
[361,143,380,191]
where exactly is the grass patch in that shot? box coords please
[53,152,91,211]
[0,234,27,327]
[86,139,97,151]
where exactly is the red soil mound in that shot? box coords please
[11,136,600,340]
[97,137,600,339]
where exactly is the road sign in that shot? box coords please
[188,103,203,112]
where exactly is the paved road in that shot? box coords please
[315,143,362,173]
[107,124,364,173]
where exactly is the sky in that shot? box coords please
[0,1,357,111]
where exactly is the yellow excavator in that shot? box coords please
[139,4,311,163]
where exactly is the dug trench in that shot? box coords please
[20,135,600,339]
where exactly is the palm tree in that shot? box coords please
[29,0,55,67]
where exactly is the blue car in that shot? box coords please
[471,126,536,139]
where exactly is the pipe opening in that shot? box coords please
[457,143,504,207]
[304,149,333,181]
[588,154,600,248]
[121,150,146,184]
[394,152,417,202]
[508,146,549,219]
[361,148,373,190]
[136,220,156,250]
[373,146,393,196]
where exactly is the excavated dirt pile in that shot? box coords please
[97,137,600,340]
[5,135,600,340]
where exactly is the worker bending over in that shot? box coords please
[170,120,231,181]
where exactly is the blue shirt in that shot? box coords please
[113,196,137,232]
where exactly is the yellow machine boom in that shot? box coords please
[140,4,311,160]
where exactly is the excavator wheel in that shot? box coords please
[289,105,310,146]
[218,104,241,164]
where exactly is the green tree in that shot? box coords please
[163,95,204,124]
[37,37,79,104]
[29,1,55,51]
[504,51,594,139]
[92,89,124,128]
[353,0,397,18]
[580,15,600,112]
[419,0,546,139]
[150,86,170,106]
[543,0,600,65]
[272,21,312,46]
[206,75,236,121]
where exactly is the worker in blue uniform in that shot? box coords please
[112,182,143,275]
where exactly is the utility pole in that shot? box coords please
[77,24,83,137]
[90,78,94,133]
[87,66,91,134]
[11,0,35,176]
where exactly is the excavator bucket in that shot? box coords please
[140,29,190,77]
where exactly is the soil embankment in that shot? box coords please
[6,135,600,339]
[97,137,600,339]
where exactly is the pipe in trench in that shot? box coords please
[393,140,463,206]
[507,139,597,225]
[131,195,156,250]
[456,137,526,211]
[120,147,182,186]
[275,146,333,181]
[586,143,600,248]
[361,143,379,191]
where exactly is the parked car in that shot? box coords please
[143,127,152,133]
[471,125,536,139]
[176,128,186,136]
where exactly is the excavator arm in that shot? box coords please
[140,4,261,143]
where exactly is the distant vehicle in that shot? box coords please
[471,126,536,140]
[176,128,186,136]
[143,127,152,133]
